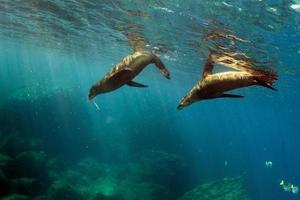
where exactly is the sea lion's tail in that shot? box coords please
[254,69,278,91]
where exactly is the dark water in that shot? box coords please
[0,1,300,200]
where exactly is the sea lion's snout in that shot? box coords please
[88,93,96,101]
[177,96,193,110]
[88,86,98,101]
[177,103,185,110]
[162,68,170,80]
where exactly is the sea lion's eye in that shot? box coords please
[90,87,95,93]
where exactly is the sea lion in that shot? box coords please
[177,54,278,110]
[88,19,170,101]
[88,50,170,100]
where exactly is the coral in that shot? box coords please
[179,177,251,200]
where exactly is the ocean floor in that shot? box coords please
[0,130,251,200]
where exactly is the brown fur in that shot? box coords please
[88,51,170,100]
[178,56,278,110]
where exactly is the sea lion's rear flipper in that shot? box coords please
[152,55,170,79]
[202,56,214,78]
[220,93,244,98]
[254,70,278,91]
[126,80,148,87]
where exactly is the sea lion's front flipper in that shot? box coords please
[126,81,148,87]
[220,93,244,98]
[110,68,133,83]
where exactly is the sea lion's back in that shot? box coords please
[204,71,255,92]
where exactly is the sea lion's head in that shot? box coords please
[177,94,196,110]
[177,86,204,110]
[88,83,104,101]
[88,85,98,101]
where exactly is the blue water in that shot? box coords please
[0,1,300,199]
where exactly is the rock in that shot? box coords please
[27,139,43,151]
[179,177,251,200]
[3,151,49,196]
[120,181,169,200]
[75,157,105,180]
[48,180,84,200]
[10,177,42,196]
[90,177,122,200]
[0,132,43,158]
[0,134,28,157]
[128,151,186,180]
[32,196,49,200]
[13,151,47,178]
[46,157,71,180]
[0,154,14,169]
[0,194,28,200]
[130,150,188,197]
[0,169,10,197]
[0,154,14,191]
[31,152,189,200]
[92,193,124,200]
